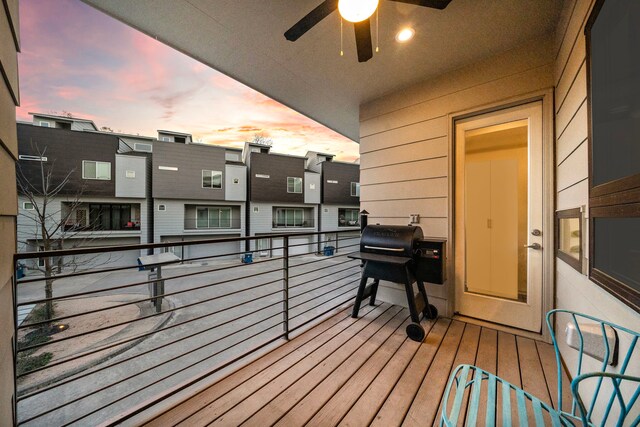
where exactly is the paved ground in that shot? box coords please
[16,247,363,426]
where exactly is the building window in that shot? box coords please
[79,204,139,231]
[287,177,303,193]
[23,202,35,210]
[18,155,47,162]
[161,136,171,142]
[82,161,111,180]
[39,121,50,127]
[556,208,583,273]
[196,207,232,228]
[586,1,640,312]
[134,142,152,152]
[158,204,166,211]
[274,208,304,227]
[174,136,186,143]
[339,208,360,227]
[351,182,360,197]
[125,170,136,179]
[253,206,259,213]
[225,152,240,161]
[202,170,223,189]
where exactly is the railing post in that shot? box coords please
[283,235,289,340]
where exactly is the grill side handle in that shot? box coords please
[363,246,405,252]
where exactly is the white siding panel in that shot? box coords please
[554,0,595,82]
[557,141,588,191]
[556,64,587,137]
[367,216,448,238]
[360,117,447,153]
[555,35,586,112]
[557,179,588,212]
[557,101,588,164]
[360,178,448,202]
[360,137,447,170]
[361,198,447,219]
[360,157,448,185]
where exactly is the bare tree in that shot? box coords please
[17,142,118,320]
[249,132,273,146]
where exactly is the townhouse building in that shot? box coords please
[152,133,247,261]
[16,115,151,270]
[244,142,321,257]
[306,151,360,250]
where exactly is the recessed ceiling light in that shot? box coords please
[395,27,415,43]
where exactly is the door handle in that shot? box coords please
[524,243,542,250]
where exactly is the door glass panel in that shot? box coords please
[196,208,208,228]
[464,120,529,302]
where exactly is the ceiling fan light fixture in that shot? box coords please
[395,27,415,43]
[338,0,379,23]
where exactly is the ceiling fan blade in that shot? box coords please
[387,0,452,10]
[284,0,339,41]
[354,19,373,63]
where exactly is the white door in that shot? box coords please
[454,102,543,332]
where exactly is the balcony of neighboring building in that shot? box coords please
[61,202,141,234]
[184,205,242,231]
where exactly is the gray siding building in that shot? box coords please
[152,138,247,260]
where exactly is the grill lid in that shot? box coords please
[360,225,424,258]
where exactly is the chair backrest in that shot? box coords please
[546,309,640,426]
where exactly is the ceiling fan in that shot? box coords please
[284,0,453,63]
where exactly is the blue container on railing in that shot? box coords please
[241,252,254,263]
[323,246,335,256]
[16,264,25,280]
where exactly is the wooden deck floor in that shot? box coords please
[145,302,572,427]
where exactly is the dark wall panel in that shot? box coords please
[322,161,360,205]
[152,142,226,200]
[250,153,305,203]
[17,124,118,197]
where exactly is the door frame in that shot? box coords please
[447,89,555,341]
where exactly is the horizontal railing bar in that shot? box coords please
[17,277,283,355]
[289,264,360,292]
[289,300,356,334]
[19,311,285,423]
[54,319,286,427]
[289,282,360,321]
[15,230,359,260]
[289,270,361,300]
[18,265,284,327]
[15,252,282,287]
[285,252,354,269]
[285,236,359,249]
[289,276,360,310]
[177,246,284,265]
[288,258,358,282]
[287,242,360,259]
[18,285,285,377]
[17,299,286,400]
[17,260,283,308]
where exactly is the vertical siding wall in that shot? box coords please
[359,35,555,316]
[553,0,639,380]
[0,0,19,421]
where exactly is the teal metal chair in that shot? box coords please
[440,310,640,426]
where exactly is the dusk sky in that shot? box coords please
[16,0,360,161]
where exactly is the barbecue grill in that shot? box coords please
[348,225,446,342]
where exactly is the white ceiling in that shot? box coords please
[83,0,563,142]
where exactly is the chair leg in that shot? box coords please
[352,275,369,318]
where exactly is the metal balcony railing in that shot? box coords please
[272,219,315,228]
[12,230,362,426]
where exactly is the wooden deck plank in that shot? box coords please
[145,307,560,427]
[147,306,357,426]
[535,340,573,412]
[266,310,411,427]
[209,304,400,427]
[433,323,481,427]
[402,320,466,427]
[369,318,451,427]
[337,321,432,427]
[305,318,411,427]
[177,303,386,427]
[517,336,553,405]
[497,330,521,425]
